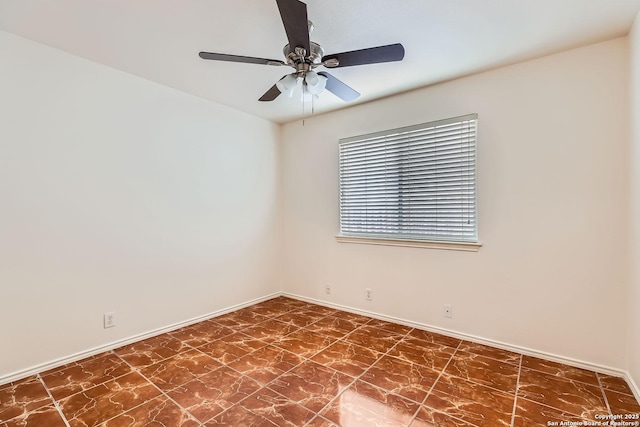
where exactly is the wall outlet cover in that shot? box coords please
[104,312,116,328]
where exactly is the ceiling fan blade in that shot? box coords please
[259,84,282,102]
[322,43,405,68]
[199,52,285,66]
[318,72,360,102]
[275,0,310,54]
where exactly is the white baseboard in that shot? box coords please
[282,292,640,402]
[630,373,640,404]
[3,290,639,406]
[0,292,280,386]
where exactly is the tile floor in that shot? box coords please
[1,296,639,426]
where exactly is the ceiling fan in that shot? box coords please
[198,0,405,103]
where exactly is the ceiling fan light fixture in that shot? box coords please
[304,71,327,95]
[276,73,298,97]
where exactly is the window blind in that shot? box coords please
[339,114,477,242]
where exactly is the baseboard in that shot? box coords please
[282,292,640,399]
[4,290,639,405]
[0,292,280,386]
[630,372,640,403]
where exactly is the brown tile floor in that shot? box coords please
[1,296,639,426]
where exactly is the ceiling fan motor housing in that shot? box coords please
[283,41,324,74]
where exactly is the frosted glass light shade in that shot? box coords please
[276,74,298,97]
[305,71,327,95]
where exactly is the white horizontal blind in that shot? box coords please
[339,114,477,242]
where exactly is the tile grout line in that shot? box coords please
[301,321,479,427]
[300,323,409,426]
[596,372,613,415]
[522,364,606,388]
[376,326,431,427]
[111,350,206,427]
[265,318,375,425]
[36,374,71,427]
[509,354,523,427]
[195,313,350,425]
[423,339,461,401]
[517,394,591,419]
[405,339,475,427]
[259,318,413,426]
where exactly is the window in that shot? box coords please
[338,114,478,247]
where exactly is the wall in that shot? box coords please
[0,31,281,379]
[281,38,629,369]
[629,12,640,391]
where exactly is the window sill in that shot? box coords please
[335,235,482,252]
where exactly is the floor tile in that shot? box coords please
[228,345,303,384]
[425,374,514,427]
[300,305,339,317]
[267,361,353,413]
[168,366,260,423]
[444,351,519,393]
[41,352,132,401]
[512,398,589,427]
[344,325,405,353]
[604,388,640,415]
[388,338,456,371]
[272,330,336,358]
[140,348,221,392]
[1,405,67,427]
[234,388,315,427]
[102,397,200,427]
[198,332,266,364]
[304,316,365,339]
[274,297,313,309]
[457,341,521,366]
[410,405,476,427]
[311,341,382,377]
[247,301,296,317]
[169,321,235,347]
[360,355,440,403]
[598,373,635,395]
[276,310,326,328]
[326,311,372,325]
[114,334,190,368]
[58,371,161,427]
[320,380,419,427]
[241,319,299,343]
[205,404,277,426]
[0,377,52,422]
[406,329,462,349]
[306,415,339,426]
[366,319,413,335]
[517,367,608,419]
[211,310,269,330]
[521,355,599,386]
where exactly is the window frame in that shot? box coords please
[336,114,481,251]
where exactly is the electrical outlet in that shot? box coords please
[325,284,332,295]
[365,288,373,301]
[104,312,116,328]
[443,304,453,318]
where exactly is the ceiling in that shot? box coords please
[1,0,640,124]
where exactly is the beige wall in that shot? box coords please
[1,26,636,386]
[629,12,640,390]
[0,31,282,379]
[281,38,630,369]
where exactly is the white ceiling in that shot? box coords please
[1,0,640,124]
